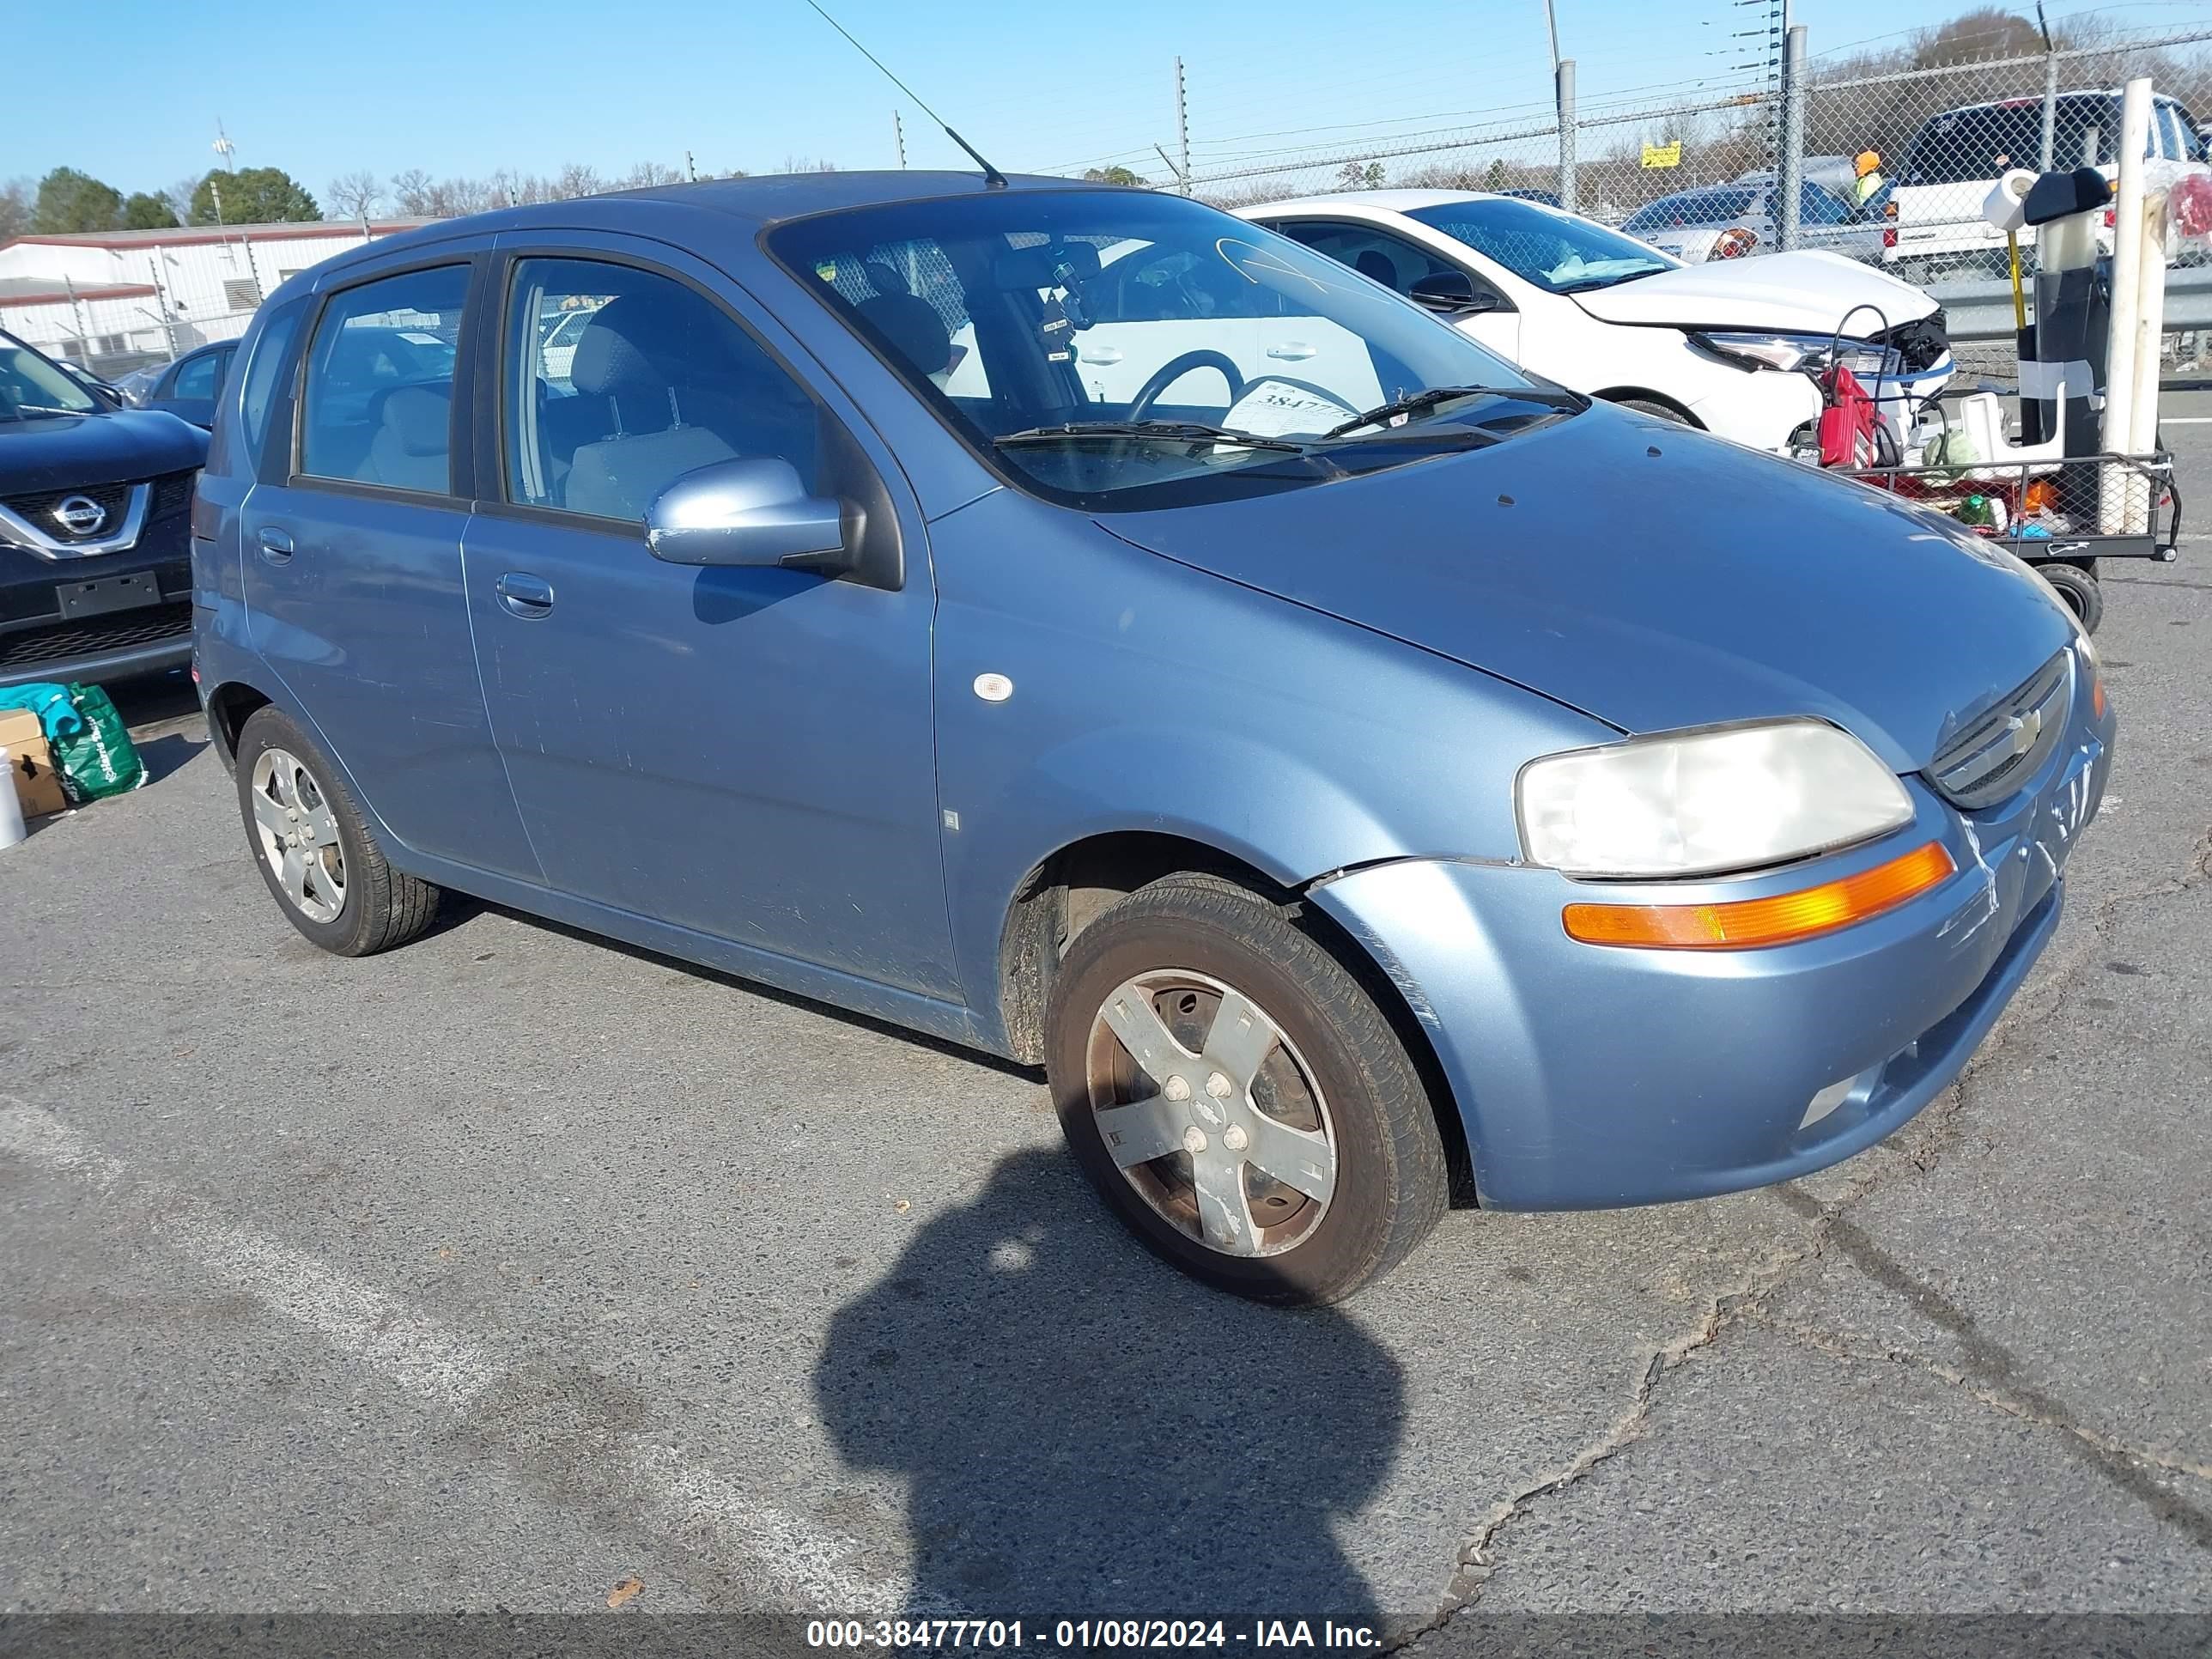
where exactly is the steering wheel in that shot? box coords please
[1127,350,1245,420]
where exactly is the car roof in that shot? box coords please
[1240,189,1502,216]
[1922,88,2187,123]
[306,170,1115,284]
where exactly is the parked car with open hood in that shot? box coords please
[195,173,2106,1303]
[1,328,207,689]
[1239,189,1949,454]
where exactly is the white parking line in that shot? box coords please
[0,1097,924,1615]
[2159,416,2212,423]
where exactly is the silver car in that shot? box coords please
[1621,171,1892,265]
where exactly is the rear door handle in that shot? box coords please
[1266,342,1317,361]
[495,571,555,617]
[256,526,294,563]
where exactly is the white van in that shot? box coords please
[1885,90,2205,282]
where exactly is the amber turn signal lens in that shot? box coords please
[1562,841,1956,950]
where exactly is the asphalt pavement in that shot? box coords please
[2,422,2207,1653]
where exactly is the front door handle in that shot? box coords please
[495,571,555,618]
[1266,342,1317,361]
[256,526,294,563]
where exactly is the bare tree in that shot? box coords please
[0,177,30,242]
[616,161,685,190]
[327,169,384,221]
[556,163,605,200]
[388,168,435,216]
[161,175,200,226]
[422,176,492,216]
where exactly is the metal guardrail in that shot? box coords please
[1932,266,2212,343]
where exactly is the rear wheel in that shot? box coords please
[2035,560,2104,634]
[1045,875,1449,1304]
[235,706,441,956]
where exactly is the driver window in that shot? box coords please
[1274,222,1459,299]
[503,257,825,526]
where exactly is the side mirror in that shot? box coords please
[646,457,855,574]
[1409,271,1501,314]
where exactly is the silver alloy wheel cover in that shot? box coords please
[248,746,347,925]
[1085,969,1339,1258]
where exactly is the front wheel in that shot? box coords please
[1045,875,1449,1304]
[2034,560,2105,634]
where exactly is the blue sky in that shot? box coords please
[9,0,2205,202]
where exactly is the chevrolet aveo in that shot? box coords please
[192,173,2112,1303]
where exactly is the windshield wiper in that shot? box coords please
[1553,270,1666,293]
[993,420,1307,453]
[1322,384,1583,441]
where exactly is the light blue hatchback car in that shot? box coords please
[191,172,2112,1303]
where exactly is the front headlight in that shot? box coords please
[1516,720,1916,878]
[1692,330,1899,378]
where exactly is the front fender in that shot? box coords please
[927,491,1611,1048]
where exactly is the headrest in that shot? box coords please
[1355,250,1396,284]
[856,293,953,377]
[379,384,449,455]
[571,295,690,396]
[863,259,912,298]
[990,240,1102,291]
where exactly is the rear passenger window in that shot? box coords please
[503,257,823,524]
[239,305,303,465]
[299,265,467,493]
[172,350,223,401]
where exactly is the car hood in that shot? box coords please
[0,409,208,495]
[1102,408,2074,773]
[1571,250,1936,336]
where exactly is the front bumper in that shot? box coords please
[1310,663,2111,1210]
[0,514,194,690]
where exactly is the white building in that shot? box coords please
[0,217,434,374]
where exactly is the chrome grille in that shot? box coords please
[1927,652,2072,811]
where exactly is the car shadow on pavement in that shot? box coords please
[133,729,209,785]
[815,1146,1401,1629]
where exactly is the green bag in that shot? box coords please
[0,681,146,804]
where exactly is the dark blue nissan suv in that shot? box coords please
[1,328,207,689]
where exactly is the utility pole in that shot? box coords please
[213,118,237,172]
[1556,58,1577,213]
[1778,23,1806,251]
[895,109,908,167]
[2036,0,2058,171]
[1175,58,1192,196]
[210,174,225,228]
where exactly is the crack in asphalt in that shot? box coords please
[1747,1310,2212,1486]
[1397,837,2212,1648]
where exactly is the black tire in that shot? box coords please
[234,705,440,957]
[2035,560,2105,634]
[1607,396,1690,425]
[1045,874,1449,1304]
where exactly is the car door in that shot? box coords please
[238,250,541,882]
[460,240,958,999]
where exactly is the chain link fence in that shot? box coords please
[1177,19,2212,274]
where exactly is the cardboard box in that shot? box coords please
[0,707,68,819]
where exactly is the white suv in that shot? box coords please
[1887,89,2205,282]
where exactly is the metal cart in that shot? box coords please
[1828,449,2180,633]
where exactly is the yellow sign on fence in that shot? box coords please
[1641,141,1682,170]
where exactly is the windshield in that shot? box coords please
[1904,99,2120,185]
[1406,198,1675,293]
[0,337,100,420]
[768,190,1570,509]
[1620,187,1759,233]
